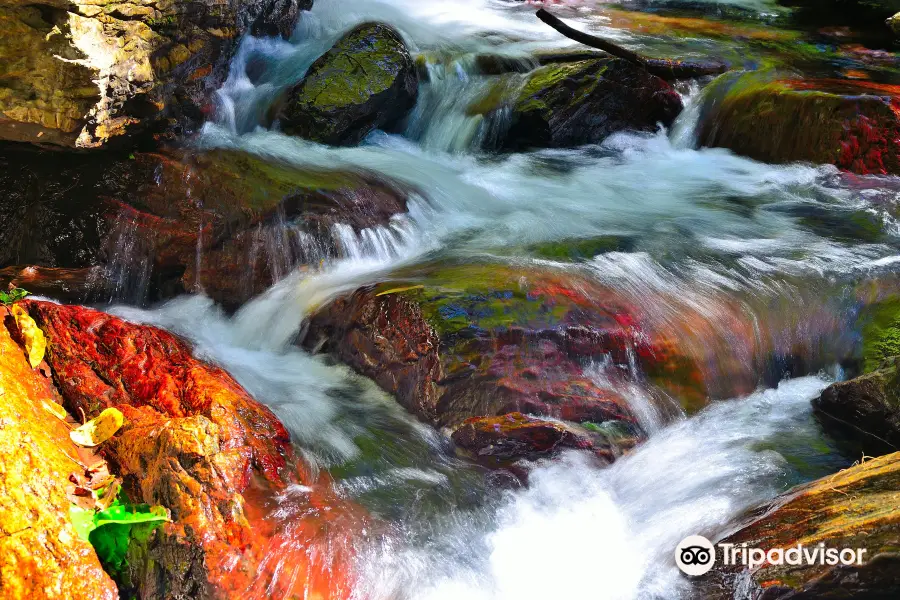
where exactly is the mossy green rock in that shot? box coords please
[281,23,418,145]
[502,58,683,150]
[698,74,900,175]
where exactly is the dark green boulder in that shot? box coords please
[280,23,418,145]
[814,358,900,455]
[500,58,683,150]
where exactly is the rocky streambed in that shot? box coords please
[2,0,900,599]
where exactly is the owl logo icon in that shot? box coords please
[675,535,716,576]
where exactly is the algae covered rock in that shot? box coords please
[501,58,683,150]
[280,23,419,145]
[698,75,900,175]
[0,310,118,600]
[0,144,409,307]
[100,148,408,307]
[700,452,900,599]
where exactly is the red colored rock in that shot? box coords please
[26,300,361,599]
[101,149,408,308]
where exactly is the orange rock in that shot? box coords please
[26,300,362,599]
[0,310,117,600]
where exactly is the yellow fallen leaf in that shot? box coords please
[42,400,68,420]
[11,304,46,368]
[70,408,124,447]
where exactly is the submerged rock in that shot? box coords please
[701,452,900,599]
[500,58,683,150]
[302,263,701,448]
[102,148,409,308]
[0,0,305,148]
[698,75,900,175]
[25,300,360,599]
[0,308,117,600]
[280,23,419,145]
[451,412,606,468]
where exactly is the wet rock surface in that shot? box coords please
[280,22,419,145]
[0,309,118,600]
[500,58,683,150]
[303,263,701,447]
[814,357,900,455]
[25,300,293,597]
[0,143,409,308]
[698,75,900,175]
[23,300,361,600]
[0,0,307,148]
[103,148,409,308]
[701,451,900,599]
[451,412,604,468]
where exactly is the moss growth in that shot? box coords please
[527,236,632,261]
[859,298,900,372]
[514,60,606,116]
[372,264,588,336]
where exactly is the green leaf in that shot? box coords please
[95,503,169,527]
[0,287,30,306]
[68,493,169,576]
[69,506,96,542]
[90,523,132,574]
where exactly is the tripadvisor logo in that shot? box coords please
[675,535,716,576]
[675,535,868,577]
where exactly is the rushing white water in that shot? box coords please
[102,0,900,598]
[353,377,844,600]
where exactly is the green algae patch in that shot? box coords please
[527,236,633,261]
[371,264,586,337]
[514,60,606,117]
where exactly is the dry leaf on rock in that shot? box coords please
[70,408,124,447]
[11,304,46,368]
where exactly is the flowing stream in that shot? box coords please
[103,0,900,597]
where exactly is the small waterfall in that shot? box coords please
[91,209,158,304]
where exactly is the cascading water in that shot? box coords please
[97,0,900,597]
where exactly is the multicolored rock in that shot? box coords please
[303,263,704,447]
[698,74,900,175]
[26,300,362,599]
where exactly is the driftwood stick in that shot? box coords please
[535,9,728,80]
[536,8,645,66]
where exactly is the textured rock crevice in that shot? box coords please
[0,0,310,148]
